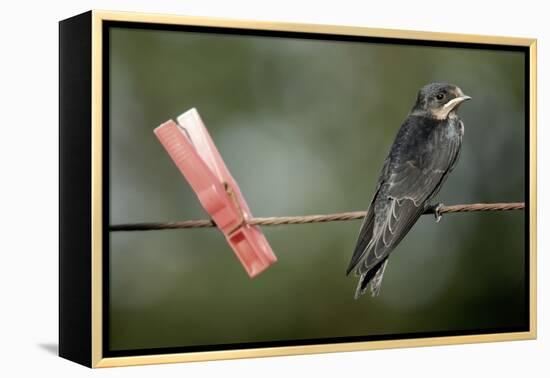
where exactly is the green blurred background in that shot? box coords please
[108,26,526,351]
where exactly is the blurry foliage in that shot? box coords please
[108,27,526,351]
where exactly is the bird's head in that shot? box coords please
[411,83,471,120]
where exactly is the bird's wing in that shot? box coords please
[346,157,390,275]
[386,127,462,206]
[350,122,462,276]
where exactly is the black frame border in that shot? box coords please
[59,11,93,367]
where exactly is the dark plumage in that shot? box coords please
[347,83,471,298]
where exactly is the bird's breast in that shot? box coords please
[439,118,463,141]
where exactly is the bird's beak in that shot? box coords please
[443,95,471,111]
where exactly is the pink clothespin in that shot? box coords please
[154,108,277,277]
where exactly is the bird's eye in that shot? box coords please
[436,93,445,100]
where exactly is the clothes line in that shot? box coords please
[109,202,524,232]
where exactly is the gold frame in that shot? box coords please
[90,9,537,368]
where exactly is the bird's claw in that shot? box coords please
[432,203,444,223]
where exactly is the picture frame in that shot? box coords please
[59,10,537,368]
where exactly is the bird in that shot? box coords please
[347,83,471,299]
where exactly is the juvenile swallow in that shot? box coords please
[347,83,471,298]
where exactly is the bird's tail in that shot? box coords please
[354,259,389,299]
[369,259,388,296]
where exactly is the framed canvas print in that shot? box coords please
[59,10,537,368]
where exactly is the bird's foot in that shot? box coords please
[429,203,444,223]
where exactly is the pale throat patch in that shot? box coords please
[430,97,466,120]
